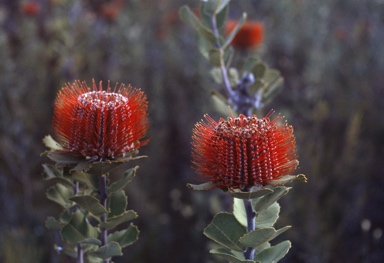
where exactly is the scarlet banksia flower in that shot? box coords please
[226,19,264,50]
[53,80,149,161]
[191,112,298,189]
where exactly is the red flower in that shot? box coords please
[225,19,264,50]
[20,2,41,16]
[191,112,298,189]
[99,0,124,21]
[53,80,149,161]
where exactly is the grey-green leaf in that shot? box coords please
[187,181,216,190]
[233,198,247,227]
[61,211,98,244]
[42,135,64,151]
[70,195,109,217]
[239,226,291,248]
[223,13,247,49]
[202,0,231,15]
[43,164,73,187]
[179,6,216,43]
[255,202,280,229]
[253,187,290,213]
[100,210,138,230]
[46,183,73,208]
[108,190,127,218]
[46,216,64,230]
[108,166,138,193]
[210,248,255,263]
[79,238,102,246]
[108,223,139,247]
[72,171,99,190]
[203,212,247,251]
[269,174,307,186]
[230,187,273,199]
[90,241,122,260]
[255,240,291,263]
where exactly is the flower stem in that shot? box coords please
[210,13,235,99]
[243,198,256,260]
[99,174,109,263]
[73,180,84,263]
[76,243,84,263]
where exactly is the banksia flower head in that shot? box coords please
[53,80,149,161]
[226,19,264,50]
[191,111,298,190]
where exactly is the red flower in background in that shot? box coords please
[20,2,41,16]
[53,80,149,161]
[99,0,124,21]
[192,112,298,189]
[226,19,264,50]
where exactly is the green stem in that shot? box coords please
[243,198,256,260]
[99,174,109,263]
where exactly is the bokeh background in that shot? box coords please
[1,0,384,262]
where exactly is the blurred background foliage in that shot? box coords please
[0,0,383,262]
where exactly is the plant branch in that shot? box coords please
[210,14,235,99]
[73,180,84,263]
[243,198,256,260]
[99,174,109,263]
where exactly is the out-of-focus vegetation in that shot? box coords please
[0,0,383,262]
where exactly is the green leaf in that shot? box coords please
[233,198,247,227]
[70,195,109,217]
[255,240,291,263]
[179,6,216,43]
[108,223,139,247]
[203,212,247,251]
[45,216,64,230]
[223,13,247,49]
[255,202,280,229]
[90,241,122,260]
[61,211,98,244]
[108,166,138,193]
[239,226,291,249]
[210,248,255,263]
[46,183,73,208]
[253,187,290,213]
[101,210,138,230]
[71,171,99,190]
[230,187,273,199]
[108,190,127,217]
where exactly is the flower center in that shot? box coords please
[78,91,128,108]
[216,116,270,138]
